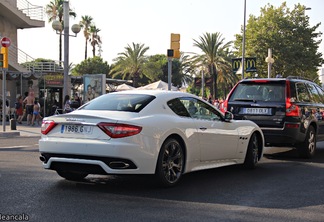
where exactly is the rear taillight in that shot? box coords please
[98,123,142,138]
[41,120,58,135]
[285,80,299,117]
[286,98,300,117]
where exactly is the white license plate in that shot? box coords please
[61,125,93,134]
[243,108,270,115]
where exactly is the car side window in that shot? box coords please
[167,98,191,117]
[307,83,324,103]
[314,84,324,104]
[296,82,311,102]
[195,100,223,121]
[175,97,223,121]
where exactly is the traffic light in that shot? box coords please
[0,53,3,68]
[0,47,8,68]
[170,33,180,59]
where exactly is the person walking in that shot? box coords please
[72,93,82,109]
[15,96,24,124]
[23,90,35,125]
[31,100,41,126]
[63,95,72,113]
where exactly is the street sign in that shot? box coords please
[1,37,11,47]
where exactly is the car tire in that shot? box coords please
[243,133,260,169]
[297,125,316,159]
[155,138,184,187]
[56,170,88,181]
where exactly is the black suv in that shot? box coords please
[222,76,324,158]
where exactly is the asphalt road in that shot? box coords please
[1,137,324,222]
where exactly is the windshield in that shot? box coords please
[229,82,286,102]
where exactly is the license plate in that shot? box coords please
[61,125,93,134]
[243,108,271,115]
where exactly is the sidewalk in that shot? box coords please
[0,121,41,138]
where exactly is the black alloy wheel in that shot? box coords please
[297,126,316,159]
[244,133,260,169]
[156,138,184,187]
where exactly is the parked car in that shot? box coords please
[222,76,324,158]
[39,90,264,187]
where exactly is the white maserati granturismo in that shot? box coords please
[39,90,264,187]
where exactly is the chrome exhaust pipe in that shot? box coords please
[109,161,130,169]
[39,155,46,162]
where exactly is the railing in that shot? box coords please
[24,61,64,73]
[8,42,63,73]
[16,0,44,21]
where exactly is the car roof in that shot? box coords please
[241,78,286,82]
[240,77,314,83]
[110,89,199,98]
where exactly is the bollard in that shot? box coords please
[10,118,16,130]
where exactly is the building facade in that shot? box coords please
[0,0,45,114]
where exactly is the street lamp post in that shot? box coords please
[63,0,69,100]
[241,0,247,79]
[52,0,80,107]
[265,48,274,78]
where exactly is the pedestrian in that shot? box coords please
[15,96,24,124]
[72,93,82,108]
[208,95,213,104]
[23,90,35,125]
[31,100,41,126]
[63,95,72,113]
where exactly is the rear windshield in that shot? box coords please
[79,93,155,112]
[229,82,286,102]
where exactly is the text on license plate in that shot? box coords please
[243,108,271,115]
[61,125,93,134]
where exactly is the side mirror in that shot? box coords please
[224,111,233,122]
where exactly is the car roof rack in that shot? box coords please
[286,76,313,81]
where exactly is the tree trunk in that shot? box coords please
[92,44,96,57]
[210,64,217,99]
[85,39,88,60]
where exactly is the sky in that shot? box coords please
[17,0,324,66]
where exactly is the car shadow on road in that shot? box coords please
[51,153,324,210]
[264,145,324,164]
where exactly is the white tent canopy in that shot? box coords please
[116,83,135,91]
[138,80,178,91]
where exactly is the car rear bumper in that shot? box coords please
[38,137,158,174]
[261,123,306,147]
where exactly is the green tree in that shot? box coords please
[80,15,93,60]
[71,56,109,76]
[176,53,196,87]
[192,32,233,99]
[89,25,102,57]
[216,48,239,99]
[45,0,77,63]
[111,43,149,87]
[234,2,322,79]
[142,53,194,88]
[142,54,167,82]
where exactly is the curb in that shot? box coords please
[0,131,20,138]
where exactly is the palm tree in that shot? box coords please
[45,0,76,64]
[89,25,102,57]
[79,15,93,60]
[192,32,232,99]
[178,52,196,87]
[216,48,239,99]
[111,43,149,87]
